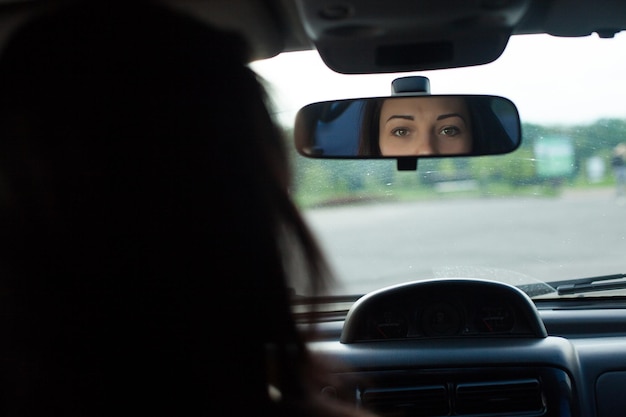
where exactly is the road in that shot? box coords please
[302,188,626,295]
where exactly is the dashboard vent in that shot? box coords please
[455,379,545,415]
[360,379,545,417]
[360,385,449,417]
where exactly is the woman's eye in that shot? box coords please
[391,128,411,137]
[439,126,461,136]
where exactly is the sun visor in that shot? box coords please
[294,0,531,74]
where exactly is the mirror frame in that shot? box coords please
[294,94,522,170]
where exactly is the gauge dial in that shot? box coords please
[475,304,515,333]
[369,309,408,339]
[420,302,462,336]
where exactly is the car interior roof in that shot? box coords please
[180,0,626,72]
[0,0,625,71]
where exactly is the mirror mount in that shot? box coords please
[397,157,418,171]
[391,76,430,96]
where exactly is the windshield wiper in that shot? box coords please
[548,273,626,295]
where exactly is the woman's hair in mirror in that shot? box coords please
[464,96,517,155]
[358,98,385,155]
[0,1,366,416]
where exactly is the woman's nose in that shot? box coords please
[413,133,437,155]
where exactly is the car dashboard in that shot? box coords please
[299,278,626,417]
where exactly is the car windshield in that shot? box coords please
[251,33,626,299]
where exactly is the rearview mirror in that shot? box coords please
[294,95,521,159]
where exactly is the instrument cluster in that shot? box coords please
[341,278,546,343]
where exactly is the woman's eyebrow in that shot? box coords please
[437,113,466,122]
[385,115,414,123]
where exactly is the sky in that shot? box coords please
[250,32,626,127]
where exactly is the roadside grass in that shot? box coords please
[294,177,618,209]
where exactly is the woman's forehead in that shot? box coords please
[381,97,468,116]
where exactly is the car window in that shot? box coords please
[251,33,626,298]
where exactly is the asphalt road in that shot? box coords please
[303,188,626,295]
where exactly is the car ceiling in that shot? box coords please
[0,0,625,73]
[190,0,626,74]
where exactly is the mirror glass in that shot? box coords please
[294,95,521,158]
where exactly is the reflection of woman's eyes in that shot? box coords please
[391,127,411,137]
[439,125,462,136]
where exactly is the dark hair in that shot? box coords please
[0,1,363,416]
[358,98,385,155]
[464,96,516,155]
